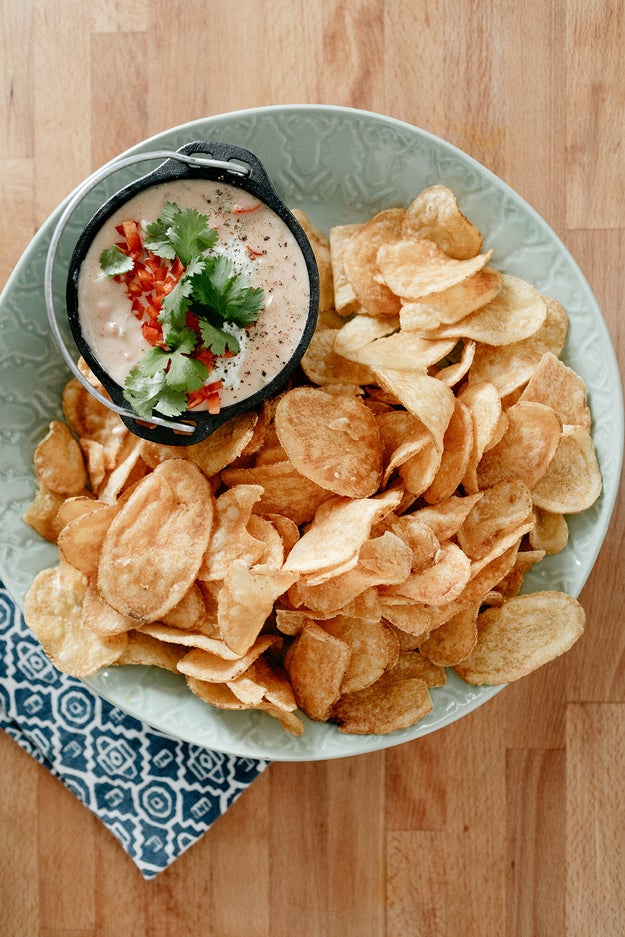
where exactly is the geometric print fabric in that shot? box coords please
[0,583,269,879]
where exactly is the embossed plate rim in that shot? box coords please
[0,104,622,761]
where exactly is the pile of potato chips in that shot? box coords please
[23,185,601,736]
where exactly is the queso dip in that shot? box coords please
[77,178,312,411]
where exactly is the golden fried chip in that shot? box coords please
[285,621,351,721]
[221,460,331,526]
[426,275,547,345]
[332,671,432,735]
[57,501,120,578]
[420,603,479,667]
[423,398,473,503]
[62,377,128,469]
[519,352,592,430]
[343,208,404,315]
[98,460,213,621]
[400,267,503,328]
[401,185,483,259]
[290,209,334,313]
[301,328,376,386]
[218,561,298,656]
[81,581,136,636]
[275,386,383,497]
[329,223,363,315]
[33,420,87,496]
[455,591,585,684]
[161,582,207,631]
[24,567,126,677]
[321,616,394,694]
[283,490,402,580]
[23,481,66,543]
[468,295,568,396]
[457,479,533,560]
[198,484,265,581]
[390,541,472,606]
[291,531,412,615]
[377,238,492,301]
[373,368,455,453]
[477,401,561,489]
[114,631,186,672]
[141,410,258,479]
[531,426,602,513]
[177,635,278,683]
[529,508,569,555]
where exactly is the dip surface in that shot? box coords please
[77,178,311,408]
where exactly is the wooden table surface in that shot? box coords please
[1,2,624,934]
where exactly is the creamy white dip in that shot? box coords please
[77,178,311,408]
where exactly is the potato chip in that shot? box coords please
[114,631,186,672]
[62,377,128,469]
[390,541,472,606]
[400,267,503,328]
[177,635,278,683]
[218,561,298,656]
[373,368,455,453]
[290,531,412,615]
[401,185,483,259]
[529,508,569,555]
[389,650,447,687]
[24,567,126,677]
[519,352,592,430]
[377,238,493,301]
[198,484,264,581]
[247,514,285,569]
[23,481,66,543]
[141,410,258,479]
[139,622,240,659]
[283,490,402,579]
[420,603,479,667]
[161,582,207,631]
[410,492,484,542]
[57,501,120,578]
[476,401,561,490]
[329,224,362,315]
[457,479,533,560]
[321,616,394,694]
[343,208,405,315]
[79,438,106,491]
[98,460,213,621]
[285,621,351,721]
[531,426,602,513]
[433,339,476,386]
[468,295,568,396]
[455,591,585,684]
[425,275,547,345]
[33,420,87,496]
[423,398,473,503]
[301,328,376,386]
[221,459,331,526]
[274,387,383,497]
[290,209,334,313]
[331,671,432,735]
[81,581,136,636]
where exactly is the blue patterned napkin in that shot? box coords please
[0,581,269,879]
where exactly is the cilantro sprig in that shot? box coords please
[101,201,265,420]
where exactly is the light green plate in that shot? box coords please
[1,105,622,761]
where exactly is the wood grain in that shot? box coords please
[1,1,624,934]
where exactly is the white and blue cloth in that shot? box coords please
[0,582,269,879]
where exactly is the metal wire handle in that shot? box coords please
[44,150,250,435]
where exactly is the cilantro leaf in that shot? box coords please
[190,255,265,326]
[199,319,241,356]
[144,202,218,266]
[123,340,209,420]
[99,245,134,277]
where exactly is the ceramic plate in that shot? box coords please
[1,105,622,761]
